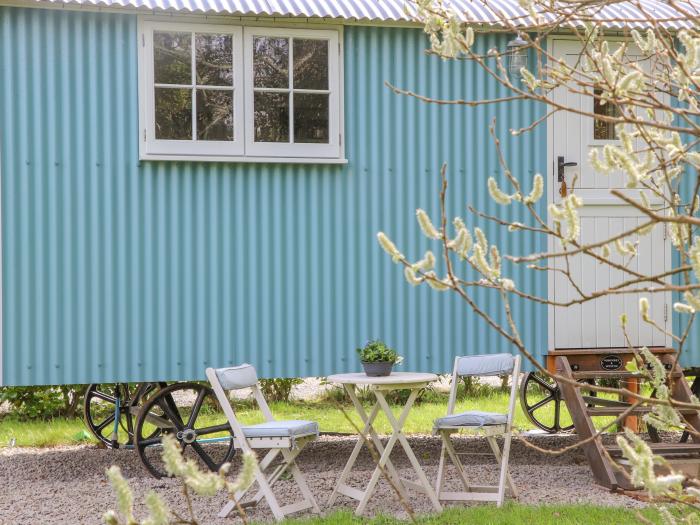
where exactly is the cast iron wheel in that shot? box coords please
[520,372,574,433]
[134,382,236,478]
[84,383,161,448]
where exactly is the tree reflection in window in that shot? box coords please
[154,31,234,141]
[593,88,620,140]
[252,36,329,144]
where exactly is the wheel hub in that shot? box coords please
[178,429,197,443]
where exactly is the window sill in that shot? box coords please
[139,154,349,165]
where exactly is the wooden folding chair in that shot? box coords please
[206,364,321,522]
[434,353,521,507]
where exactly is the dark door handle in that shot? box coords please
[557,156,578,182]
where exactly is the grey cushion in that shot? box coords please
[455,354,514,377]
[215,364,258,390]
[434,410,507,429]
[241,420,319,439]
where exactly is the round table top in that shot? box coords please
[326,372,438,386]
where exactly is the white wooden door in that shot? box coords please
[550,39,669,349]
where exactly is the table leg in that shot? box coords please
[355,388,426,515]
[375,390,443,512]
[328,391,381,505]
[349,387,407,484]
[329,385,408,506]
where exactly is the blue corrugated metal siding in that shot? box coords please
[0,7,547,386]
[674,129,700,369]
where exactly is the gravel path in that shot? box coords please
[0,433,645,524]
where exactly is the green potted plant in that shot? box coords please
[356,340,403,377]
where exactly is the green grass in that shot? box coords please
[0,416,93,447]
[254,505,664,524]
[0,387,622,448]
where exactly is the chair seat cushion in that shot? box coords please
[434,410,507,429]
[241,420,319,439]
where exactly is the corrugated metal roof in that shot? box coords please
[26,0,700,29]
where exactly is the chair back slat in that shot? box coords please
[455,353,514,377]
[214,364,259,390]
[447,353,518,416]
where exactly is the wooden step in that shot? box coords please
[571,370,682,380]
[582,396,629,407]
[587,407,699,416]
[549,347,676,356]
[606,443,700,457]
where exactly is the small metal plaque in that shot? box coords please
[600,354,623,371]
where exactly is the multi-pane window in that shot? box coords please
[141,22,342,162]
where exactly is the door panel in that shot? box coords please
[552,206,667,348]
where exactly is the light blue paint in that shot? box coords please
[0,7,548,386]
[673,131,700,369]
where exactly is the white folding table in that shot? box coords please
[327,372,442,515]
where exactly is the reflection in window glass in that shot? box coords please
[155,88,192,140]
[253,37,289,88]
[154,31,192,85]
[293,39,328,90]
[593,88,620,140]
[252,35,330,145]
[294,93,329,143]
[197,90,233,141]
[254,92,289,142]
[153,30,235,142]
[196,34,233,86]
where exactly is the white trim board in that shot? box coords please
[138,154,348,164]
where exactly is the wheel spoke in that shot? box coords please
[133,383,156,406]
[123,411,135,438]
[158,396,185,431]
[553,397,562,431]
[530,374,556,394]
[95,414,116,433]
[190,441,217,471]
[91,391,116,404]
[139,436,162,447]
[528,394,555,413]
[187,388,207,428]
[195,423,232,436]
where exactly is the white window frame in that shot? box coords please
[138,19,345,163]
[244,26,340,159]
[141,21,244,157]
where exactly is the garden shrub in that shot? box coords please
[0,384,85,419]
[258,378,303,402]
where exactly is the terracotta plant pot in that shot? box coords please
[361,361,393,377]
